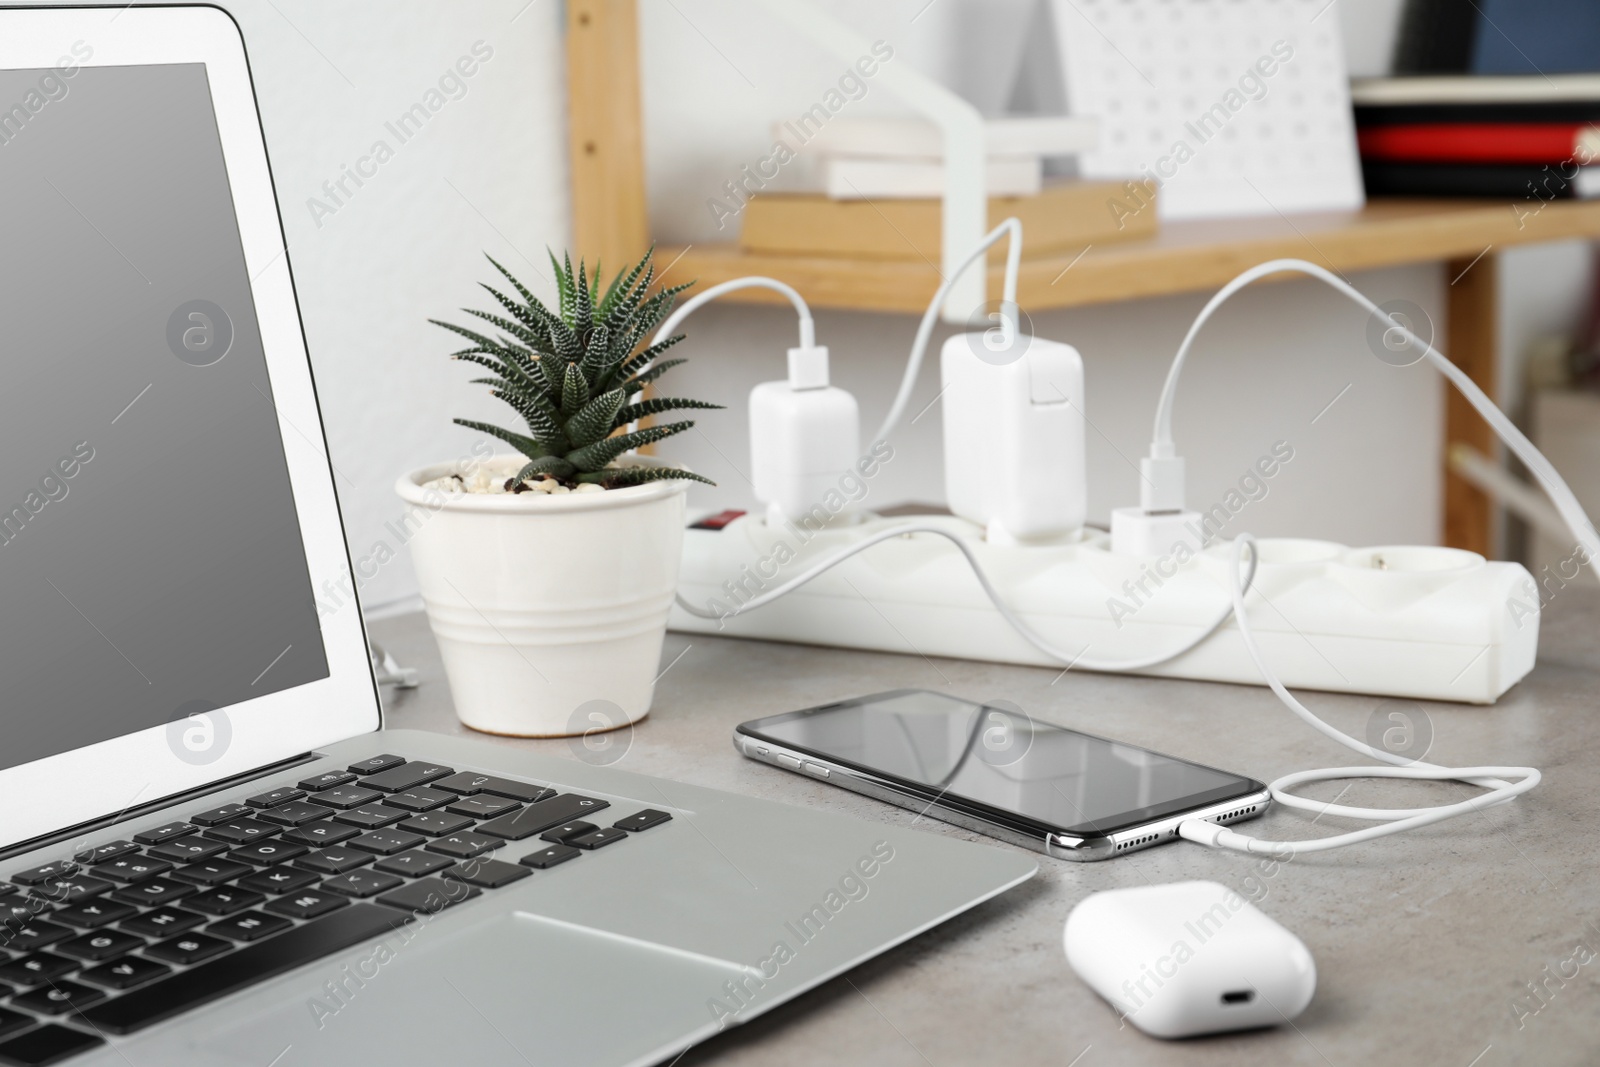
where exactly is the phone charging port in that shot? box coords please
[1221,990,1255,1005]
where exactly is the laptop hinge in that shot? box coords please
[0,751,322,862]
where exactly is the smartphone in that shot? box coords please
[735,689,1270,861]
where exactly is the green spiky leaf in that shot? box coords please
[613,397,723,428]
[616,358,687,395]
[565,389,627,449]
[513,455,575,482]
[575,464,715,488]
[566,421,694,472]
[452,419,548,463]
[560,362,589,416]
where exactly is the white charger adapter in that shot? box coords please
[1064,880,1316,1039]
[749,344,861,527]
[940,323,1086,545]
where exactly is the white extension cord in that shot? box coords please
[649,225,1585,857]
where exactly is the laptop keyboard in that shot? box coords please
[0,755,672,1066]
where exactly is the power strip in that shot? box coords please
[670,513,1538,704]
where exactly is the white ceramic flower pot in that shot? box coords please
[395,456,687,737]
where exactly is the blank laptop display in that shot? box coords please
[0,62,328,772]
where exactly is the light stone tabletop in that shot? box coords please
[368,588,1600,1067]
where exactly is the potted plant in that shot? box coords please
[395,248,719,737]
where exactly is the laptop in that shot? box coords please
[0,6,1036,1065]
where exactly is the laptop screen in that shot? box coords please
[0,62,329,772]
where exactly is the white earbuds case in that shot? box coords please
[1063,880,1316,1038]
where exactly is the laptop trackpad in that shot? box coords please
[198,911,750,1064]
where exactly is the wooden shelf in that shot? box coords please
[658,197,1600,314]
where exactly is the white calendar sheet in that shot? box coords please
[1052,0,1365,220]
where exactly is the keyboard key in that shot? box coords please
[386,787,456,813]
[10,980,104,1015]
[189,803,253,827]
[237,866,320,895]
[309,785,381,810]
[205,911,292,943]
[298,770,357,791]
[133,822,195,846]
[263,890,349,921]
[203,819,281,846]
[613,809,673,832]
[119,908,204,939]
[425,832,501,859]
[445,795,520,820]
[539,820,597,844]
[52,899,137,929]
[256,801,335,827]
[0,953,75,986]
[373,851,455,878]
[229,840,310,867]
[397,812,474,837]
[295,848,372,876]
[148,836,231,863]
[320,871,404,899]
[0,899,49,929]
[182,887,267,917]
[348,754,406,774]
[108,878,195,908]
[440,859,530,890]
[246,786,304,808]
[169,859,254,887]
[519,844,580,869]
[56,929,144,962]
[79,955,171,991]
[282,820,361,848]
[431,772,552,803]
[27,875,113,903]
[0,1007,32,1040]
[73,840,138,865]
[569,828,628,850]
[348,830,426,856]
[81,905,411,1035]
[3,922,72,952]
[359,761,453,794]
[333,805,408,830]
[8,861,76,887]
[477,794,611,841]
[89,855,173,883]
[144,932,232,966]
[0,1024,103,1065]
[375,878,480,915]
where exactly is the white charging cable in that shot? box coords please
[1142,258,1600,563]
[873,218,1023,446]
[650,276,815,350]
[1176,534,1542,856]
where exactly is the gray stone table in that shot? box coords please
[369,588,1600,1067]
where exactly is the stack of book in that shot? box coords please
[1352,75,1600,201]
[776,115,1096,200]
[740,115,1161,259]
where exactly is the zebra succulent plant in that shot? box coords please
[431,248,719,490]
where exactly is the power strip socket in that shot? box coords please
[671,514,1537,705]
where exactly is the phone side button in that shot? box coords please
[776,754,803,771]
[801,762,830,779]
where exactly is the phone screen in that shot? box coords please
[743,690,1261,836]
